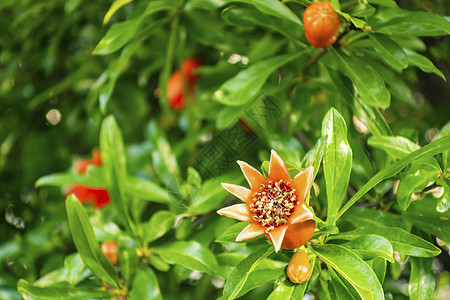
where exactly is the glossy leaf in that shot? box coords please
[237,268,284,298]
[397,159,441,210]
[341,234,394,262]
[93,1,177,55]
[65,195,120,288]
[332,49,390,109]
[118,235,139,286]
[152,241,219,275]
[409,257,435,300]
[214,52,302,106]
[337,136,450,220]
[222,245,274,300]
[64,253,89,286]
[302,136,326,180]
[267,278,306,300]
[224,0,301,26]
[329,226,441,257]
[322,108,352,226]
[100,116,135,233]
[328,268,360,300]
[311,244,384,300]
[143,210,176,243]
[367,135,419,159]
[125,176,176,206]
[35,166,106,188]
[130,267,162,300]
[368,257,387,284]
[368,34,407,69]
[403,197,450,244]
[404,49,445,80]
[17,279,113,300]
[103,0,132,25]
[374,11,450,36]
[331,0,366,28]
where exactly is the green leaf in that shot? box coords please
[322,108,352,225]
[237,268,284,298]
[152,241,219,275]
[125,176,176,206]
[367,258,387,285]
[93,16,143,55]
[143,210,176,243]
[329,226,441,257]
[267,278,307,300]
[366,0,397,7]
[404,49,446,81]
[374,11,450,36]
[103,0,132,25]
[129,267,162,300]
[93,1,177,55]
[403,197,450,244]
[331,0,366,28]
[17,279,113,300]
[397,159,441,210]
[368,34,407,69]
[65,195,120,288]
[434,121,450,170]
[328,268,360,300]
[337,136,450,220]
[222,245,274,300]
[64,253,89,286]
[409,257,435,300]
[35,166,106,188]
[118,235,139,286]
[302,136,326,180]
[224,0,302,26]
[341,234,394,262]
[332,49,390,109]
[101,116,135,234]
[368,135,420,159]
[311,244,384,300]
[214,52,302,106]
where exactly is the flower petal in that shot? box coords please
[268,150,291,182]
[221,183,251,203]
[236,222,265,241]
[268,225,288,253]
[237,160,267,189]
[289,203,314,224]
[292,166,314,202]
[217,204,252,222]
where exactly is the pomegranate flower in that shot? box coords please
[218,150,315,252]
[66,149,111,209]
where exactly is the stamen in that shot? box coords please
[251,179,298,233]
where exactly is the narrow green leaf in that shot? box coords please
[322,108,352,225]
[118,235,139,286]
[103,0,132,25]
[152,241,219,276]
[368,34,407,69]
[214,52,303,106]
[374,11,450,36]
[64,253,89,286]
[65,195,120,288]
[397,159,441,210]
[223,245,274,300]
[143,211,176,243]
[125,176,176,205]
[332,49,390,109]
[311,244,384,300]
[328,226,441,257]
[129,267,162,300]
[224,0,301,26]
[367,257,387,284]
[35,166,105,188]
[368,135,419,159]
[302,136,326,180]
[328,268,360,300]
[267,278,306,300]
[404,49,446,80]
[341,234,394,262]
[337,136,450,220]
[100,116,135,234]
[17,279,113,300]
[409,257,435,300]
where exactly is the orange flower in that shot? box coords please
[218,150,315,252]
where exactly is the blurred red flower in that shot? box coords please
[66,149,111,209]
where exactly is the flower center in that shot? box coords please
[249,180,298,232]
